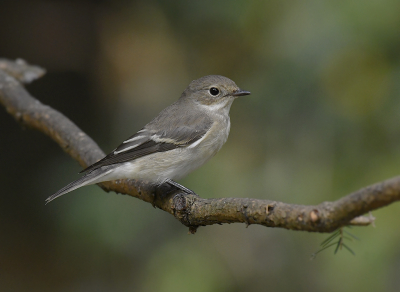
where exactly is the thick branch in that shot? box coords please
[1,59,398,233]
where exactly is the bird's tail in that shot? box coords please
[45,168,113,204]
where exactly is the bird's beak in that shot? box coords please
[232,89,251,97]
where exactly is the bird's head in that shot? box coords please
[181,75,250,111]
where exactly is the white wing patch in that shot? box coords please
[151,134,178,145]
[187,132,207,149]
[114,143,141,154]
[123,135,146,144]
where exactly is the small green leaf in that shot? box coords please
[342,236,353,241]
[334,237,343,254]
[344,230,360,241]
[320,230,340,247]
[342,243,355,255]
[312,226,360,258]
[311,242,340,260]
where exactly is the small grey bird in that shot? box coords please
[46,75,250,203]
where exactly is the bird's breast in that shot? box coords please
[193,115,230,156]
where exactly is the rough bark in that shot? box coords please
[1,58,397,233]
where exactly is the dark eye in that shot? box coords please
[209,87,220,96]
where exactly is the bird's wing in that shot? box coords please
[81,108,213,173]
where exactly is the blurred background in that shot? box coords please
[1,0,400,291]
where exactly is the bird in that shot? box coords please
[46,75,250,203]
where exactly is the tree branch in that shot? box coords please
[1,59,398,233]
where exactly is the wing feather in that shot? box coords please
[81,104,213,173]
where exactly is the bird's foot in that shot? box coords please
[165,179,198,196]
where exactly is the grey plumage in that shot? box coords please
[82,107,213,173]
[46,167,114,204]
[46,75,250,204]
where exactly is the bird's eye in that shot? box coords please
[209,87,220,96]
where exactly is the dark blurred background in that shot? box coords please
[1,0,400,291]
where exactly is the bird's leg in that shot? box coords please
[165,179,198,196]
[151,180,184,208]
[151,182,174,208]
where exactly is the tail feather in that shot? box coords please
[45,168,113,204]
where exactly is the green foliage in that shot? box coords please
[311,227,360,259]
